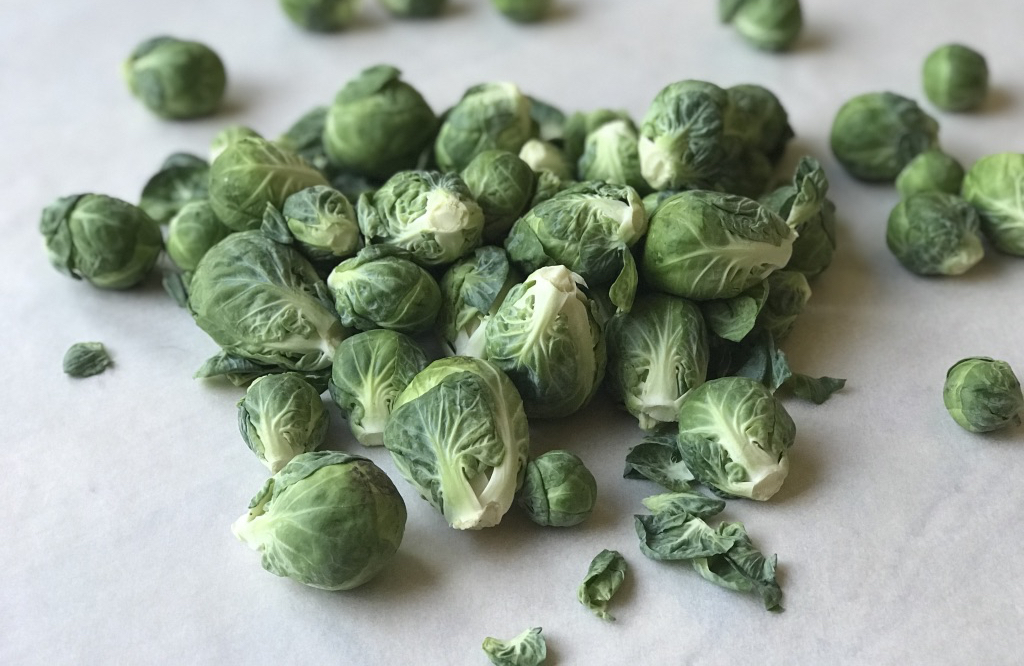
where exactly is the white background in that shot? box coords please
[3,1,1024,664]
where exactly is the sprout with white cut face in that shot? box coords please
[518,139,573,181]
[577,119,649,193]
[961,152,1024,256]
[237,372,329,472]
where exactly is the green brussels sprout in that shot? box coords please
[279,0,361,31]
[529,168,571,207]
[323,65,438,180]
[719,0,803,51]
[563,109,633,166]
[641,190,795,301]
[328,329,428,446]
[435,82,535,173]
[505,181,647,313]
[528,96,567,143]
[517,450,597,527]
[518,139,573,181]
[711,137,774,199]
[923,44,989,112]
[63,342,113,378]
[484,265,605,419]
[40,194,162,289]
[138,153,210,224]
[438,246,520,357]
[122,36,226,119]
[189,231,346,373]
[943,357,1023,433]
[166,200,231,273]
[760,157,835,278]
[358,170,484,266]
[232,451,406,590]
[461,150,536,244]
[641,190,681,218]
[961,153,1024,256]
[830,92,940,182]
[238,373,329,472]
[886,192,984,276]
[759,270,810,341]
[723,84,793,164]
[327,246,442,333]
[577,549,627,621]
[482,628,546,666]
[676,376,796,501]
[276,106,333,176]
[490,0,550,22]
[281,185,360,263]
[384,357,530,530]
[379,0,447,17]
[210,125,263,162]
[209,137,328,231]
[895,150,965,199]
[577,119,650,193]
[605,294,709,431]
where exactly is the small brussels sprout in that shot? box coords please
[577,119,649,193]
[358,170,484,267]
[517,450,597,527]
[232,451,407,590]
[563,109,633,165]
[641,190,794,301]
[435,82,535,173]
[719,0,803,51]
[40,194,162,289]
[518,139,573,181]
[438,246,520,357]
[677,376,796,501]
[328,330,428,446]
[323,65,438,180]
[238,373,329,473]
[943,357,1023,433]
[281,186,360,263]
[139,153,210,224]
[327,246,442,333]
[210,126,263,162]
[961,153,1024,256]
[379,0,447,17]
[895,150,965,198]
[490,0,550,23]
[461,150,536,243]
[759,270,811,341]
[385,357,530,530]
[122,36,226,119]
[482,628,546,666]
[209,137,328,231]
[484,265,606,419]
[923,44,989,112]
[63,342,113,378]
[830,92,940,182]
[723,84,794,164]
[165,201,229,273]
[279,0,361,31]
[886,192,984,276]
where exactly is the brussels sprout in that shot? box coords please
[482,628,546,666]
[461,150,536,243]
[759,270,810,341]
[490,0,550,22]
[438,246,520,357]
[358,170,484,266]
[886,192,984,276]
[641,190,795,301]
[379,0,446,16]
[895,150,965,198]
[138,153,210,224]
[232,451,406,590]
[518,139,573,181]
[238,373,329,472]
[923,44,989,112]
[528,96,567,143]
[435,82,535,173]
[943,357,1023,433]
[210,125,262,162]
[830,92,940,182]
[529,168,571,207]
[690,521,783,612]
[577,549,626,621]
[281,185,360,263]
[279,0,361,31]
[605,293,709,431]
[63,342,113,378]
[517,450,597,527]
[276,106,333,175]
[327,246,442,334]
[122,36,226,119]
[505,181,647,313]
[961,153,1024,256]
[323,65,438,180]
[719,0,803,51]
[723,84,794,164]
[166,200,231,272]
[577,119,650,193]
[676,376,796,501]
[328,330,428,446]
[40,194,162,289]
[384,357,530,530]
[711,138,774,199]
[564,109,633,165]
[484,266,605,419]
[189,231,345,373]
[209,137,328,231]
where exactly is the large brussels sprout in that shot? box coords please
[326,246,442,334]
[505,181,647,313]
[380,0,447,17]
[606,294,709,431]
[358,170,484,266]
[577,119,650,193]
[166,200,231,273]
[461,150,536,243]
[961,153,1024,256]
[40,194,162,289]
[279,0,361,31]
[323,65,438,180]
[484,266,605,419]
[641,190,795,301]
[122,36,226,119]
[384,357,530,530]
[491,0,550,22]
[328,330,428,446]
[281,185,360,263]
[139,153,210,224]
[886,192,984,276]
[895,150,965,198]
[830,92,939,182]
[719,0,803,51]
[232,451,406,590]
[943,357,1023,433]
[189,231,346,373]
[209,137,328,231]
[238,373,329,472]
[923,44,989,112]
[517,450,597,527]
[759,270,811,341]
[435,82,535,173]
[676,376,796,501]
[438,246,520,357]
[723,84,793,164]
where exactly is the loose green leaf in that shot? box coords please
[623,434,695,492]
[635,512,736,561]
[691,522,783,611]
[63,342,113,378]
[783,373,847,405]
[577,549,627,621]
[482,627,547,666]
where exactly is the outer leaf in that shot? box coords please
[577,549,627,621]
[482,627,546,666]
[702,280,770,343]
[623,434,695,492]
[691,522,783,611]
[62,342,113,378]
[634,512,736,561]
[641,491,726,519]
[784,373,846,405]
